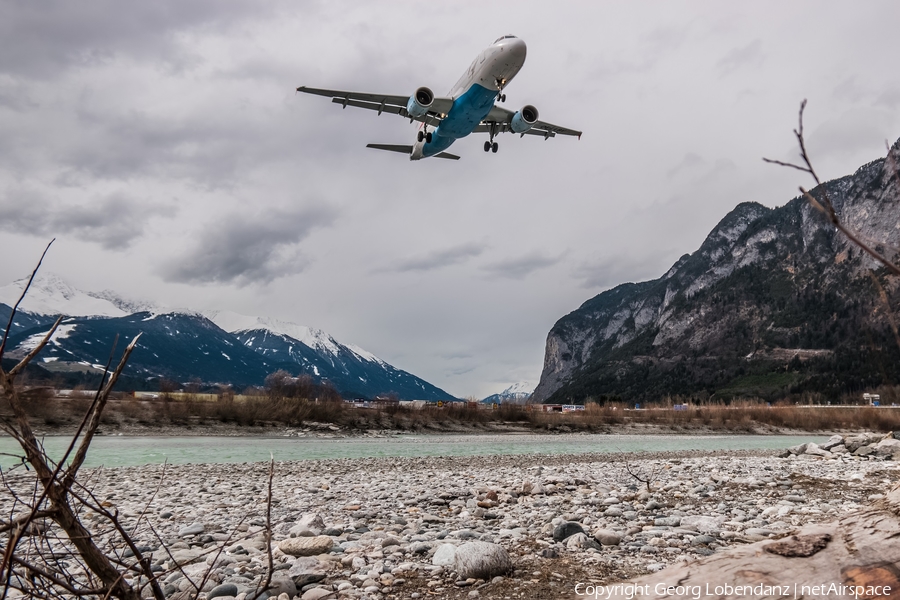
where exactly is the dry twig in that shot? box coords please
[763,100,900,277]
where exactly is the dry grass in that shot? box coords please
[11,391,900,434]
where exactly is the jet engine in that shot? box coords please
[406,87,435,118]
[510,105,539,134]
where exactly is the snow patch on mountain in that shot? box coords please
[86,289,158,314]
[19,323,78,351]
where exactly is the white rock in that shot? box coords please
[432,543,457,567]
[454,542,512,579]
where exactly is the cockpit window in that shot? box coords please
[493,35,518,43]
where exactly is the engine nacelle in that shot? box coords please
[406,87,434,118]
[510,105,539,134]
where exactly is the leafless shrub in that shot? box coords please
[623,459,664,492]
[0,244,277,600]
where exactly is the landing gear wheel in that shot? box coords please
[417,131,424,142]
[500,94,506,102]
[491,142,499,153]
[426,132,433,143]
[484,141,491,152]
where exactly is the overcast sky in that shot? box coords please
[2,1,899,398]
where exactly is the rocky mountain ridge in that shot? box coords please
[534,140,900,403]
[0,276,454,400]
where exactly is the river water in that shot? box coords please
[0,433,824,469]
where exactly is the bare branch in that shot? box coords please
[0,509,55,535]
[623,459,663,492]
[761,157,813,174]
[65,333,142,485]
[0,239,54,362]
[7,316,64,378]
[9,555,108,596]
[253,456,276,598]
[765,101,900,278]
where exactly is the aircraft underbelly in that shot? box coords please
[438,84,497,139]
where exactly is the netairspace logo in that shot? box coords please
[573,582,892,599]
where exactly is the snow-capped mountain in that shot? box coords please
[0,273,129,318]
[206,311,383,364]
[482,382,534,404]
[204,310,449,400]
[0,276,454,400]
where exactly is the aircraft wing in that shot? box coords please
[479,105,582,139]
[297,86,454,127]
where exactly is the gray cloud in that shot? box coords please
[0,189,173,249]
[716,39,763,76]
[161,205,338,286]
[482,252,565,280]
[667,152,704,179]
[574,255,668,290]
[876,87,900,110]
[389,242,486,273]
[0,0,268,79]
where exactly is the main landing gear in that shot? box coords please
[417,129,433,143]
[484,122,499,153]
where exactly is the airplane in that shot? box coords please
[296,35,582,161]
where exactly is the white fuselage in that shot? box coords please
[411,36,527,160]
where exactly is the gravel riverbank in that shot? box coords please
[3,448,898,600]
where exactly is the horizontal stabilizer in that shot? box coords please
[434,152,460,160]
[366,144,412,155]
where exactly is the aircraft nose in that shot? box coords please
[502,37,527,62]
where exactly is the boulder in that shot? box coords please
[820,434,845,450]
[170,549,203,566]
[454,541,512,579]
[208,583,239,599]
[178,523,206,537]
[787,443,809,455]
[266,574,296,599]
[872,438,900,459]
[289,514,326,537]
[552,521,585,542]
[804,443,833,458]
[565,532,601,551]
[679,515,725,533]
[598,487,900,600]
[592,528,622,546]
[277,536,334,557]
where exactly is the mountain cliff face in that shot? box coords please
[534,140,900,403]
